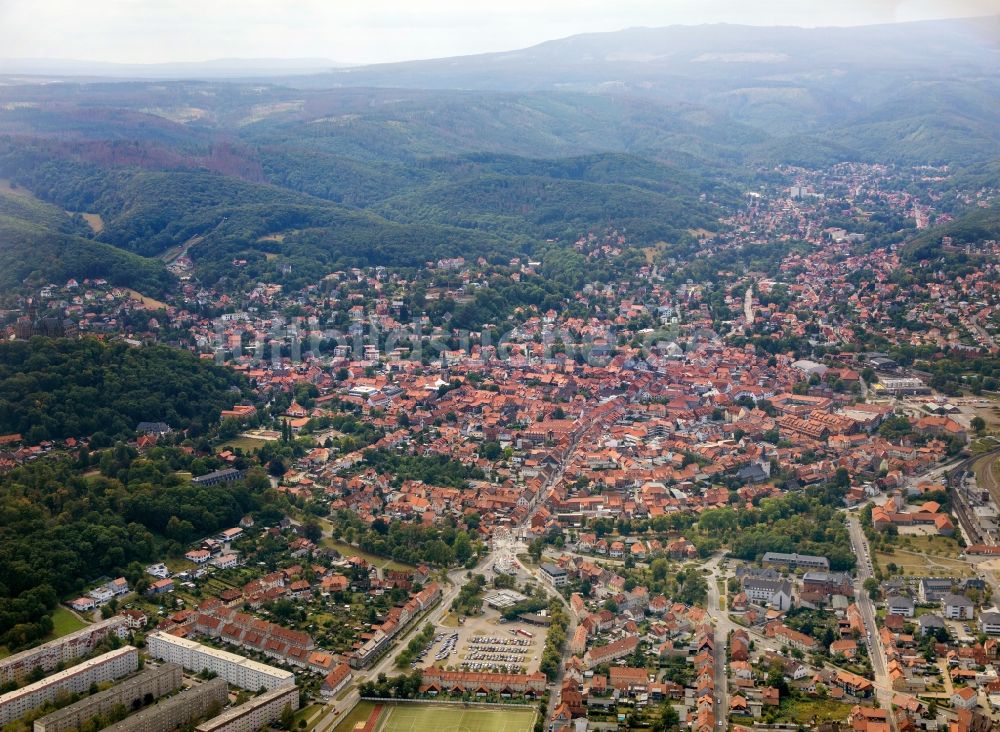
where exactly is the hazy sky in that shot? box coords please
[1,0,996,65]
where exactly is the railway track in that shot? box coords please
[946,447,1000,546]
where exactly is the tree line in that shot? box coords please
[0,337,248,444]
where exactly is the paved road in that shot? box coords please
[846,514,895,717]
[966,313,997,351]
[313,689,359,732]
[703,555,729,726]
[316,400,597,729]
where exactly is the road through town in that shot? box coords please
[846,514,895,722]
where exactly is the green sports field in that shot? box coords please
[377,704,536,732]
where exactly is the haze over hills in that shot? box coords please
[0,57,351,79]
[315,16,1000,91]
[0,15,998,293]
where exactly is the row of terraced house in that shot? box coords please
[349,582,442,668]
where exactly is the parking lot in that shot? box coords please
[414,605,546,674]
[460,634,533,672]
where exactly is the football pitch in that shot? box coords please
[376,704,537,732]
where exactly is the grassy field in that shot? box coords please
[292,703,323,728]
[377,703,536,732]
[322,539,414,572]
[0,607,92,657]
[48,606,89,639]
[126,288,167,310]
[217,437,270,453]
[80,212,104,233]
[971,437,1000,454]
[875,548,972,578]
[777,697,852,725]
[894,534,964,558]
[972,396,1000,432]
[333,701,375,732]
[0,178,39,199]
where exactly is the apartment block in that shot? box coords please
[146,633,294,690]
[34,663,182,732]
[0,647,138,726]
[0,617,129,685]
[101,678,228,732]
[195,685,299,732]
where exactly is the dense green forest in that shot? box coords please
[0,338,248,444]
[0,448,277,651]
[698,487,856,571]
[0,217,172,297]
[1,66,995,297]
[372,173,720,243]
[0,138,730,297]
[258,146,432,207]
[360,449,485,488]
[818,78,1000,166]
[0,185,172,296]
[330,509,478,567]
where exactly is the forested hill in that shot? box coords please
[0,338,270,653]
[0,16,996,295]
[0,449,276,652]
[0,183,172,296]
[0,337,249,444]
[0,132,731,293]
[901,205,1000,263]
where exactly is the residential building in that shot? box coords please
[951,686,977,710]
[801,571,852,601]
[765,623,818,652]
[540,563,568,588]
[211,553,239,570]
[0,647,138,726]
[943,593,975,620]
[419,670,546,696]
[609,667,649,693]
[917,614,947,636]
[192,469,245,487]
[742,578,793,610]
[186,550,211,564]
[0,616,129,685]
[102,679,228,732]
[761,552,829,571]
[919,577,957,603]
[195,685,299,732]
[979,611,1000,636]
[584,636,639,668]
[148,578,174,595]
[34,663,182,732]
[320,664,352,697]
[146,632,295,690]
[887,595,915,618]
